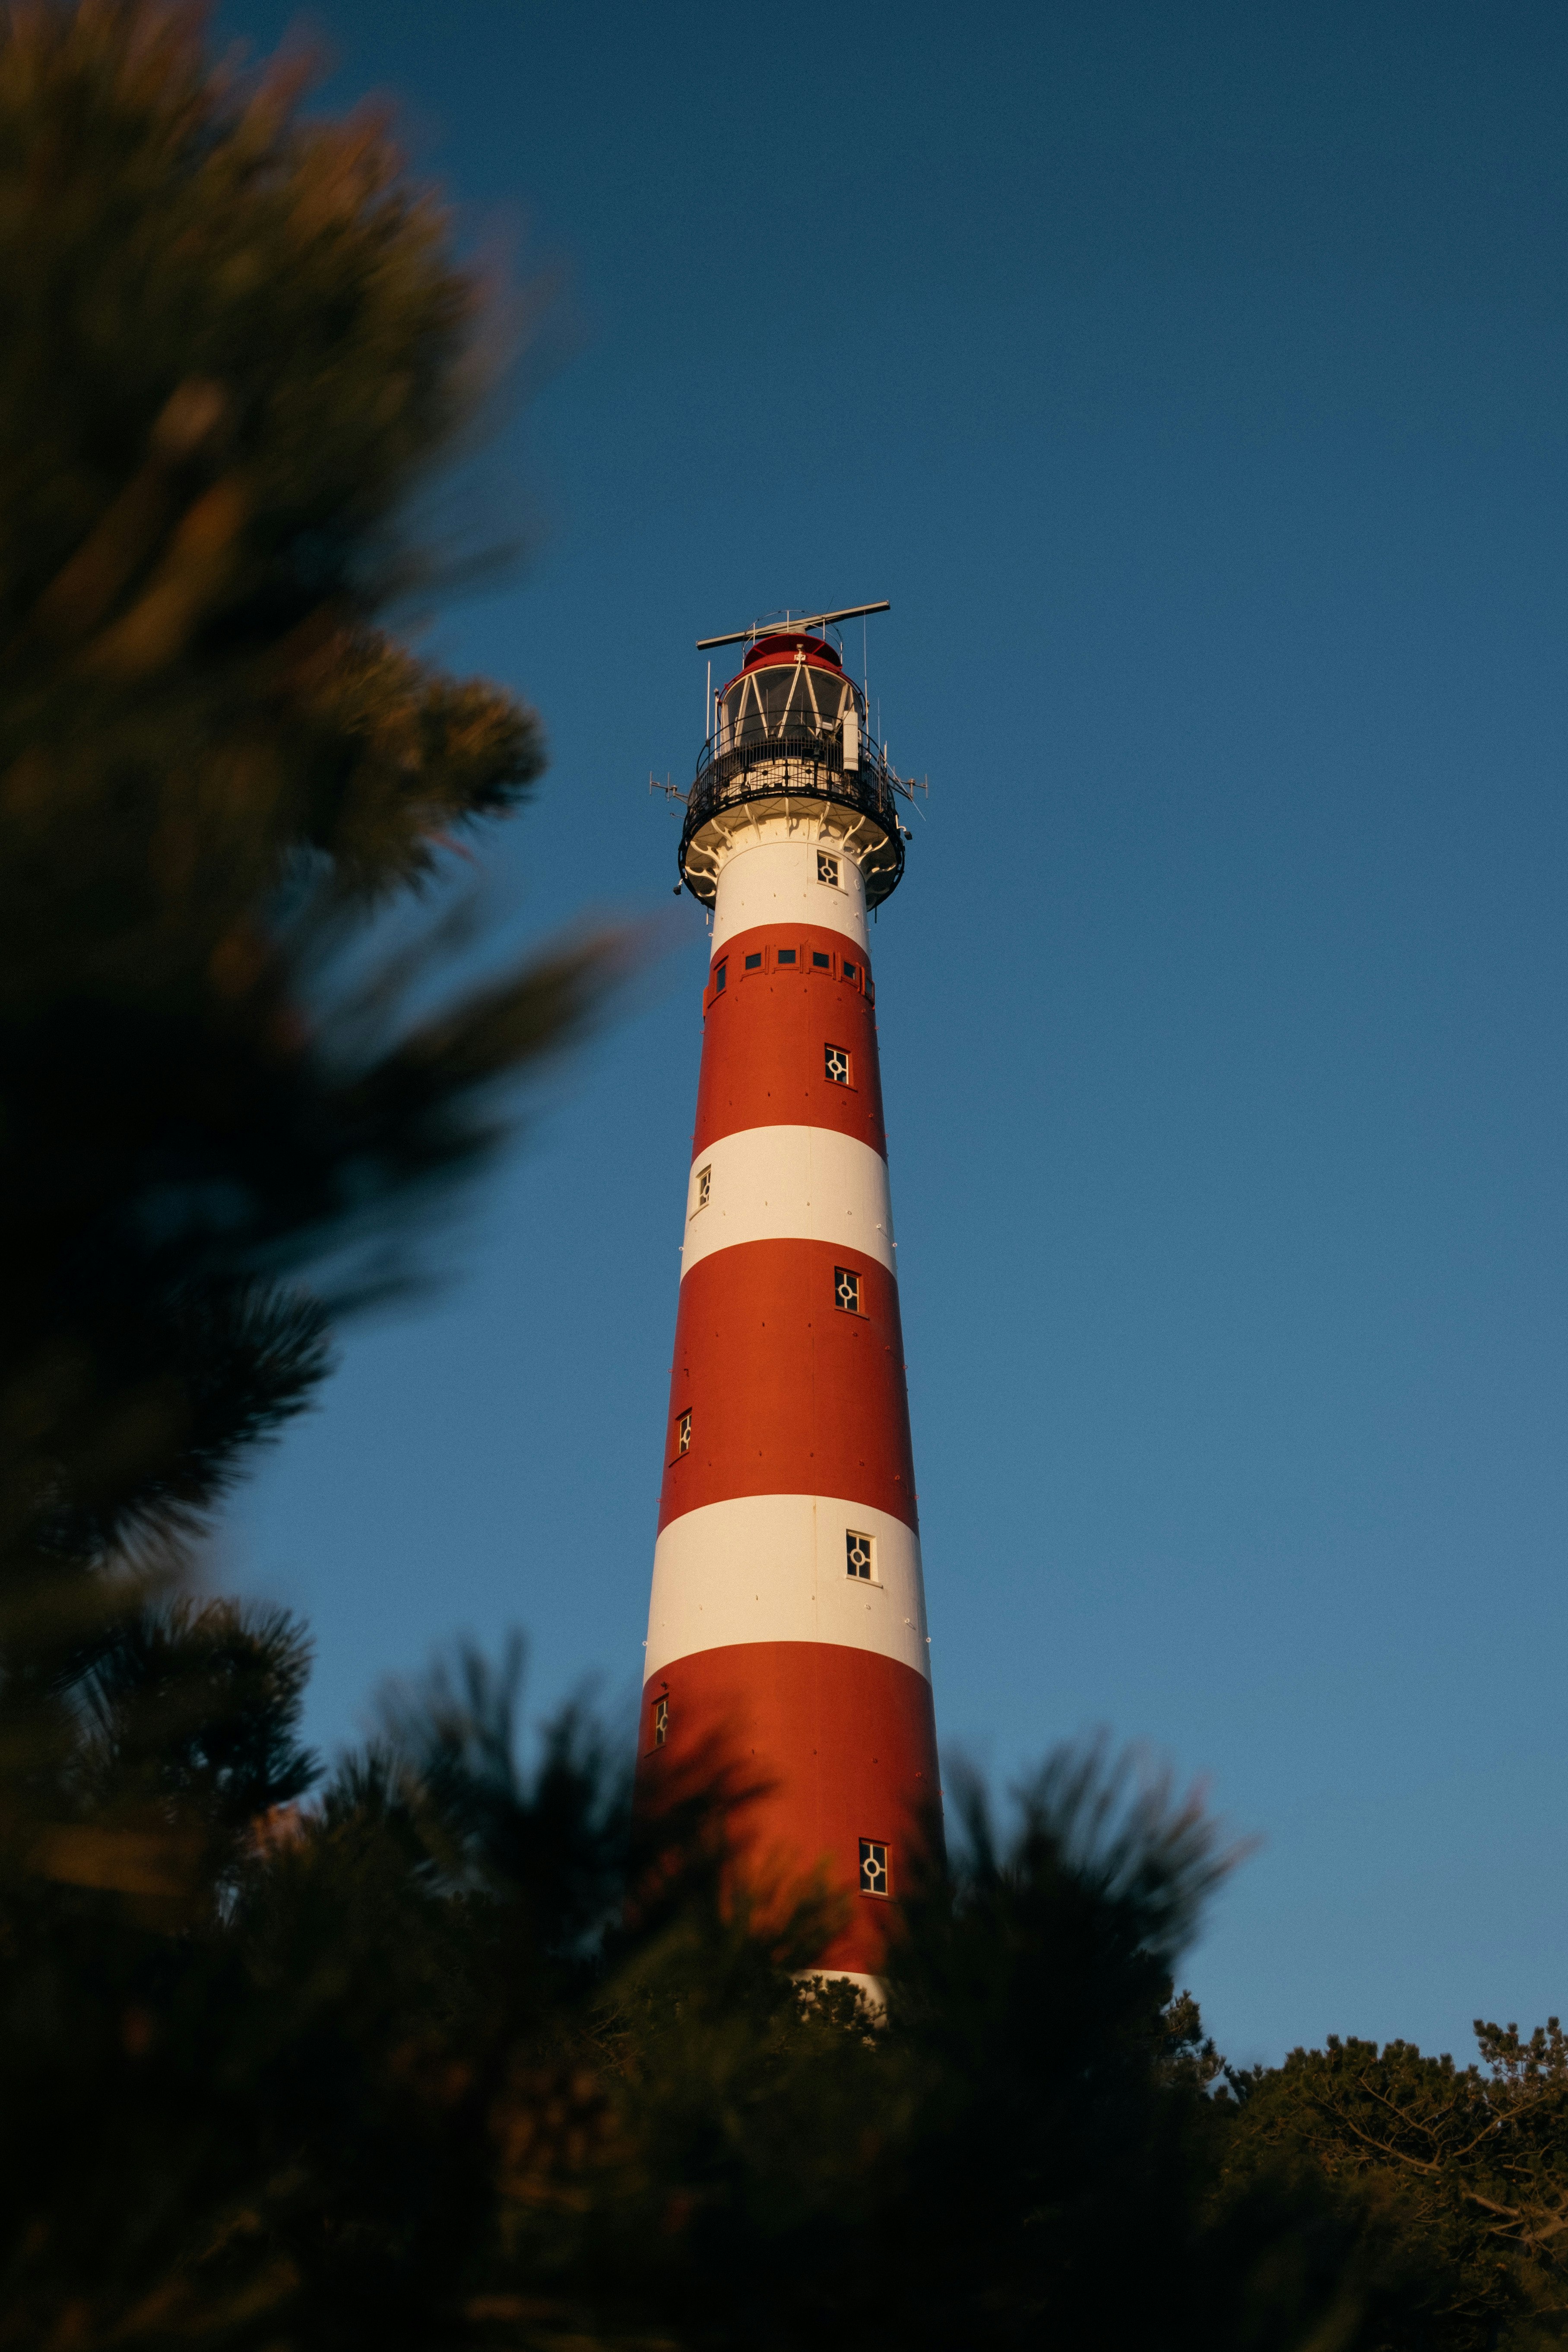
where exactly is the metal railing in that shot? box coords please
[695,721,900,818]
[679,721,907,905]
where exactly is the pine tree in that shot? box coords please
[0,0,609,1799]
[0,6,610,2333]
[0,0,615,1542]
[1215,2018,1568,2351]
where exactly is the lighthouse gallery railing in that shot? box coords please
[681,719,908,899]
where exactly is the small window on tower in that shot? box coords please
[652,1694,668,1748]
[841,959,858,984]
[776,947,796,966]
[744,951,762,971]
[825,1044,851,1086]
[812,951,831,969]
[859,1839,890,1897]
[818,852,841,887]
[675,1409,692,1458]
[692,1165,711,1215]
[713,962,727,993]
[835,1266,863,1315]
[846,1530,875,1581]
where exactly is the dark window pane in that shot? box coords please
[813,952,830,969]
[842,960,857,981]
[744,952,762,970]
[714,964,726,992]
[756,668,794,728]
[777,948,796,965]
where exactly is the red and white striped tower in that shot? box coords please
[637,603,938,1992]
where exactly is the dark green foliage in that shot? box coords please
[1217,2024,1568,2351]
[3,1591,1383,2350]
[0,7,617,2331]
[0,0,618,1950]
[867,1755,1236,2346]
[73,1595,316,1852]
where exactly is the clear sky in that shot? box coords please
[216,0,1568,2070]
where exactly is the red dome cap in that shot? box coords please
[741,631,843,672]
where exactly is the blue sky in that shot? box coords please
[218,0,1568,2068]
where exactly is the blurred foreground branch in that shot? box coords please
[0,0,621,1616]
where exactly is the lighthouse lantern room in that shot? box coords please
[638,602,938,1994]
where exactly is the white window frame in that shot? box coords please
[858,1838,890,1898]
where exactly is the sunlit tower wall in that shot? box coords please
[638,603,938,1989]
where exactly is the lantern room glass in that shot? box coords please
[716,655,858,754]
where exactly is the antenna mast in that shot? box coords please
[696,599,890,651]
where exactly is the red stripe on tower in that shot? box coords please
[636,610,938,1994]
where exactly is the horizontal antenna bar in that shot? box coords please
[696,600,890,651]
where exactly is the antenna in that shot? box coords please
[696,599,890,651]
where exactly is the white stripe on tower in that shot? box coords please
[646,1496,929,1678]
[679,1125,895,1278]
[709,833,869,950]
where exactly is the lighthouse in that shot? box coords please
[638,603,938,1991]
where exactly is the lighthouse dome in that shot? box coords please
[718,633,852,756]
